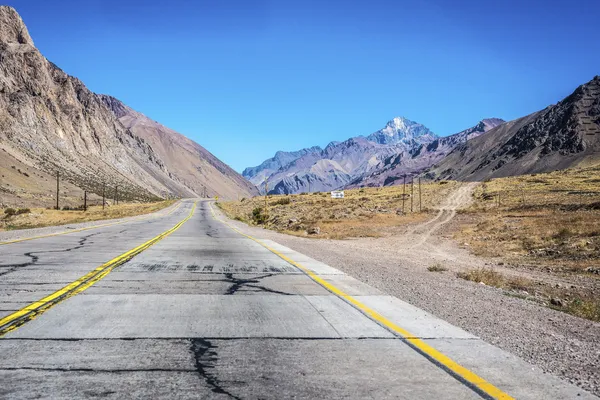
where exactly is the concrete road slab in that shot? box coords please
[4,294,349,339]
[0,370,206,400]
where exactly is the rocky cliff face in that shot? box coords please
[0,6,257,204]
[430,77,600,181]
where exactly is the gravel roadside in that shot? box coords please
[217,207,600,397]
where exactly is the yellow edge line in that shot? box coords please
[0,201,182,246]
[0,201,196,336]
[209,203,514,400]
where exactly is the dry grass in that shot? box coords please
[457,165,600,273]
[219,181,458,239]
[0,200,175,231]
[454,165,600,322]
[457,267,600,322]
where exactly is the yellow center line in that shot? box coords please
[209,202,514,400]
[0,201,196,336]
[0,201,182,246]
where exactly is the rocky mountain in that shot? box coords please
[367,117,437,145]
[247,117,440,194]
[0,6,257,206]
[430,77,600,181]
[242,146,322,187]
[349,118,505,187]
[245,116,506,194]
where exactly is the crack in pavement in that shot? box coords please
[190,339,243,400]
[0,232,100,277]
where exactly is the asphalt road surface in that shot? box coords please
[0,200,596,399]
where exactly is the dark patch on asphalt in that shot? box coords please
[223,273,292,296]
[0,232,100,277]
[190,339,243,400]
[187,264,200,272]
[143,263,168,272]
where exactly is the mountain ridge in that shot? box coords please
[244,117,504,194]
[430,76,600,180]
[0,6,257,205]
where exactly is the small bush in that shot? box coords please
[457,268,504,286]
[62,206,72,211]
[553,227,573,240]
[428,263,447,272]
[15,208,31,215]
[251,207,267,224]
[271,197,291,206]
[240,197,246,202]
[4,207,16,217]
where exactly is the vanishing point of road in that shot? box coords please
[0,200,596,399]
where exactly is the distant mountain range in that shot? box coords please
[0,6,257,205]
[245,76,600,194]
[244,117,504,194]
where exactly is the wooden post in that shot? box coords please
[114,186,118,206]
[264,177,269,219]
[83,191,87,211]
[402,175,406,214]
[418,176,422,212]
[56,171,60,210]
[102,183,105,210]
[410,177,414,212]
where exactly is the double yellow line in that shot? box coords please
[0,202,196,336]
[209,203,513,400]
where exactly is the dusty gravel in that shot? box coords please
[219,185,600,397]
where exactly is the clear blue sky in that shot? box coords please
[7,0,600,172]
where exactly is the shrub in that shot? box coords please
[271,197,291,206]
[15,208,30,215]
[4,207,16,217]
[428,263,447,272]
[251,207,267,224]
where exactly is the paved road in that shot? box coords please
[0,200,596,399]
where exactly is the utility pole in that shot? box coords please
[402,175,406,214]
[56,171,60,210]
[264,177,269,218]
[410,177,414,212]
[83,191,87,212]
[102,183,105,210]
[114,185,118,206]
[418,176,422,212]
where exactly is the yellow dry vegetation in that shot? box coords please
[218,180,458,239]
[0,200,176,231]
[457,165,600,272]
[455,165,600,322]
